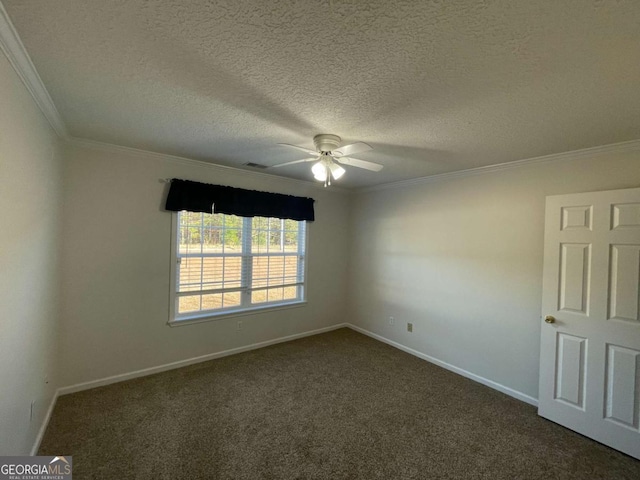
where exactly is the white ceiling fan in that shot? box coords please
[271,134,383,186]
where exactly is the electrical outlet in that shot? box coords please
[30,400,35,422]
[237,320,243,331]
[388,316,395,326]
[407,322,413,333]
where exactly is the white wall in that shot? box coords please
[58,141,350,388]
[0,51,61,454]
[348,150,640,400]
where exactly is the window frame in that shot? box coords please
[168,211,308,326]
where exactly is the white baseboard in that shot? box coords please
[30,389,59,456]
[58,323,348,396]
[346,324,539,407]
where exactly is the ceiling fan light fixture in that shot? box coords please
[274,134,382,187]
[312,161,327,181]
[328,162,346,180]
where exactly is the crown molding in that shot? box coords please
[65,136,351,194]
[0,1,68,138]
[357,138,640,194]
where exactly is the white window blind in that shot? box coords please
[172,211,306,321]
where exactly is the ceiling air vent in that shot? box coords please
[244,162,269,169]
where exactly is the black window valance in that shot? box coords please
[165,179,315,221]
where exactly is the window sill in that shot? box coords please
[167,301,307,327]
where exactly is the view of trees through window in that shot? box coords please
[178,212,301,253]
[174,211,305,317]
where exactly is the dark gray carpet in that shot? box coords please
[39,328,640,479]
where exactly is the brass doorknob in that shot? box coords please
[545,315,556,324]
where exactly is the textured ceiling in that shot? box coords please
[4,0,640,188]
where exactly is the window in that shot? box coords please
[170,211,307,323]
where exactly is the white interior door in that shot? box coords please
[539,187,640,460]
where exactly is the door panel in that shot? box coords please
[554,333,587,409]
[561,205,593,231]
[539,187,640,460]
[608,245,640,322]
[611,203,640,229]
[558,243,591,314]
[604,344,640,430]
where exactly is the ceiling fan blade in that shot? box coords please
[270,157,318,168]
[333,142,372,157]
[277,143,318,156]
[335,156,384,172]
